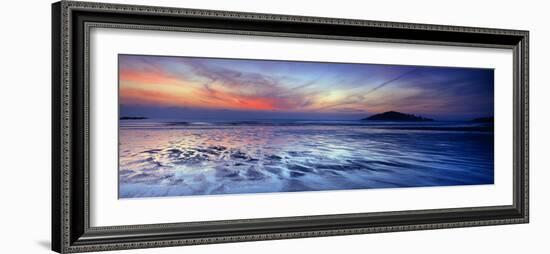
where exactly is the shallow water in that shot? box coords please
[118,120,494,198]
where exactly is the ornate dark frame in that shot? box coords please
[52,1,529,253]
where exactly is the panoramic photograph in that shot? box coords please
[118,54,495,199]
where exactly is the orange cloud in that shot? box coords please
[120,69,178,85]
[120,87,191,106]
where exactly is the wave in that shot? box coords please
[119,119,493,132]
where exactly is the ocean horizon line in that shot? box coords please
[119,118,492,123]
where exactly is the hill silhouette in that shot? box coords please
[363,111,433,121]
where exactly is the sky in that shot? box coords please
[119,54,494,121]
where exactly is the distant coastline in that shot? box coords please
[120,116,148,120]
[119,114,494,125]
[472,117,494,123]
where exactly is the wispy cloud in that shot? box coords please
[119,55,493,120]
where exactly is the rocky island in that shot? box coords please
[363,111,434,121]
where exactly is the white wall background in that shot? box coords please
[0,0,547,253]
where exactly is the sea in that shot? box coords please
[118,119,494,198]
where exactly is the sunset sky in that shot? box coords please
[119,54,494,121]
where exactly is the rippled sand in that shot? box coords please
[119,121,493,198]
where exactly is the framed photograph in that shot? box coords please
[52,1,529,253]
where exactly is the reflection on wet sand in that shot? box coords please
[119,121,494,198]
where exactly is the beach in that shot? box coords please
[118,120,494,198]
